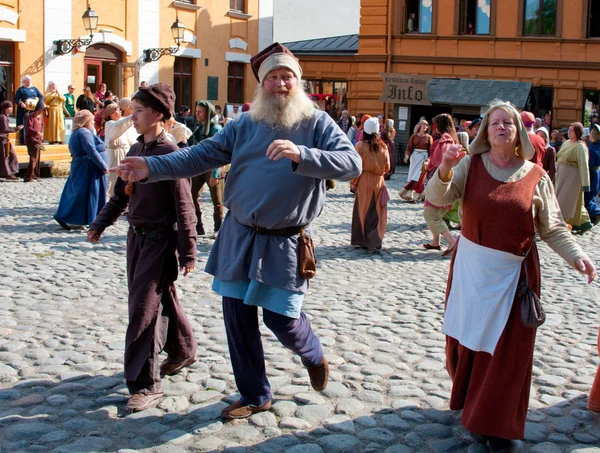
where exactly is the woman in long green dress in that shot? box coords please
[555,122,592,234]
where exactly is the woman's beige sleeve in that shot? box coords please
[535,173,587,268]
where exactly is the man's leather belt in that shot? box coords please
[131,224,172,235]
[252,225,306,236]
[592,166,600,171]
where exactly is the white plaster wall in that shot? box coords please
[44,0,73,91]
[138,0,160,85]
[273,0,360,43]
[258,0,274,50]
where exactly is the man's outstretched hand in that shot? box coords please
[110,157,149,182]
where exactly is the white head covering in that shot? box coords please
[535,127,550,147]
[469,100,535,160]
[363,117,380,135]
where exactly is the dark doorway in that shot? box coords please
[410,104,452,134]
[84,44,123,96]
[0,42,15,105]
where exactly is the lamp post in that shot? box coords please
[54,6,99,55]
[143,16,186,63]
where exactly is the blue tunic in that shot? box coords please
[144,110,362,316]
[584,141,600,221]
[55,128,108,226]
[14,85,43,142]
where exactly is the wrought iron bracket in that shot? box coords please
[143,46,179,63]
[54,37,93,55]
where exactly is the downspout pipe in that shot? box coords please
[385,0,393,119]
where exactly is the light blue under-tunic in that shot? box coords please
[212,278,304,318]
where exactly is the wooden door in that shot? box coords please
[84,59,103,94]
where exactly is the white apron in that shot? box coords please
[442,235,525,355]
[407,149,428,182]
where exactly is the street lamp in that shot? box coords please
[54,6,99,55]
[143,16,186,63]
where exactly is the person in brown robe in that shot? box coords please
[88,83,198,414]
[0,101,22,180]
[24,102,44,182]
[350,117,389,252]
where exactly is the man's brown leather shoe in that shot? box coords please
[307,356,329,391]
[160,356,196,376]
[221,399,272,420]
[125,391,163,414]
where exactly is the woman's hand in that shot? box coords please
[438,144,467,181]
[111,157,149,182]
[404,154,409,163]
[181,264,194,276]
[209,177,219,187]
[576,257,597,284]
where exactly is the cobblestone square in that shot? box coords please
[0,173,599,453]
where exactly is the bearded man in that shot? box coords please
[111,43,362,419]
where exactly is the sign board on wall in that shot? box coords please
[379,73,432,105]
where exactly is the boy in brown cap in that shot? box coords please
[87,83,198,414]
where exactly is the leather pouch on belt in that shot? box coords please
[298,229,317,280]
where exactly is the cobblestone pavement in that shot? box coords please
[1,173,599,453]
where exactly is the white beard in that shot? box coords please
[249,83,315,129]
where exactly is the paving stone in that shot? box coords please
[358,427,396,444]
[385,445,413,453]
[429,437,470,453]
[414,423,452,438]
[322,414,355,434]
[530,443,563,453]
[51,436,112,453]
[379,414,411,431]
[316,434,361,453]
[272,401,297,418]
[335,398,364,416]
[160,429,192,444]
[279,416,312,430]
[285,444,324,453]
[294,404,331,425]
[249,411,278,427]
[525,422,550,442]
[8,422,54,440]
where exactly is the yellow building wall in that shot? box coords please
[4,0,260,109]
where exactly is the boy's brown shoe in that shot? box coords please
[160,356,196,376]
[307,356,329,391]
[221,399,272,420]
[125,391,163,414]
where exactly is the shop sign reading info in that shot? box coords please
[379,73,432,105]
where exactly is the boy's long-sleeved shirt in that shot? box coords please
[90,132,197,267]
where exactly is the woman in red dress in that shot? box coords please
[426,100,596,452]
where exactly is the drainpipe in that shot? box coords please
[385,0,393,119]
